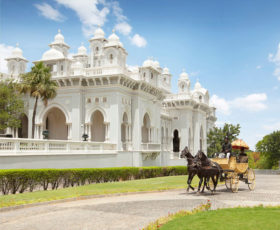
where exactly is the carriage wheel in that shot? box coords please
[247,168,256,191]
[230,173,239,193]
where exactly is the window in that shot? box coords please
[95,47,99,54]
[143,72,146,79]
[61,65,64,71]
[151,73,153,79]
[95,97,99,103]
[103,97,107,103]
[199,95,202,102]
[109,54,113,64]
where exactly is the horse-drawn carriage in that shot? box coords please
[211,156,256,193]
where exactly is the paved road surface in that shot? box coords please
[1,175,280,230]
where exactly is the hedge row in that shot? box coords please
[0,166,188,195]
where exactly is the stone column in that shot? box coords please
[105,122,110,141]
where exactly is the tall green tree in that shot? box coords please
[0,81,24,132]
[207,123,241,156]
[18,62,57,138]
[256,131,280,169]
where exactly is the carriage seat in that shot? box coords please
[238,155,248,163]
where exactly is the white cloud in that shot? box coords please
[130,34,147,48]
[34,3,64,21]
[210,95,231,115]
[256,65,262,69]
[268,43,280,81]
[0,44,14,73]
[55,0,110,37]
[210,93,267,115]
[231,93,267,112]
[111,1,127,22]
[115,22,132,36]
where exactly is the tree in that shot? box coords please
[0,81,24,132]
[207,123,241,156]
[18,62,57,138]
[256,131,280,169]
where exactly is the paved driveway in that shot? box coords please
[1,175,280,230]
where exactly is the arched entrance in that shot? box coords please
[18,114,28,138]
[91,110,105,142]
[44,107,68,140]
[142,113,150,143]
[173,129,180,152]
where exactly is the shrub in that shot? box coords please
[0,166,188,195]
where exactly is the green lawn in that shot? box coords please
[160,206,280,230]
[0,175,198,208]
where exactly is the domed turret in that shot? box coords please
[178,69,191,94]
[105,30,123,47]
[153,61,160,69]
[54,29,64,44]
[143,59,153,67]
[162,67,169,75]
[42,48,64,60]
[93,27,105,39]
[78,43,87,56]
[194,80,202,91]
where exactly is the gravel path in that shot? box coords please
[1,174,280,230]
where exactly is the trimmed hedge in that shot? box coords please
[0,166,187,195]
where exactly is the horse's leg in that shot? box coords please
[186,172,193,192]
[197,175,203,193]
[188,172,195,191]
[202,176,209,193]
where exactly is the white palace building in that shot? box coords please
[0,28,216,169]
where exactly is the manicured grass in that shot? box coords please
[0,175,199,208]
[160,206,280,230]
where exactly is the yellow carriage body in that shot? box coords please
[211,156,248,174]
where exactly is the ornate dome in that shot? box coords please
[54,29,64,44]
[143,59,153,67]
[194,81,202,90]
[78,43,87,55]
[162,67,169,74]
[11,43,24,58]
[94,27,105,39]
[179,71,189,80]
[105,30,123,47]
[153,61,160,68]
[42,48,64,60]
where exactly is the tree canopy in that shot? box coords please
[207,123,241,156]
[18,62,57,138]
[256,131,280,169]
[0,81,24,132]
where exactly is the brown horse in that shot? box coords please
[180,146,201,192]
[195,150,222,193]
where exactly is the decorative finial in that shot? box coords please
[58,29,61,33]
[16,42,19,47]
[112,29,115,33]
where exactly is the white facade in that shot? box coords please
[0,28,216,169]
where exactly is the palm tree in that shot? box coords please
[18,62,58,138]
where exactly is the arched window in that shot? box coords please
[18,114,28,138]
[109,54,113,64]
[151,73,153,79]
[121,113,128,143]
[188,128,192,153]
[173,129,180,152]
[95,47,99,54]
[143,72,146,79]
[142,113,150,143]
[161,127,164,144]
[199,95,202,102]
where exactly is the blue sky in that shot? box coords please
[1,0,280,149]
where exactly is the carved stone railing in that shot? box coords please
[141,143,161,152]
[0,138,117,155]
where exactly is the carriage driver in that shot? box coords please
[222,136,232,158]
